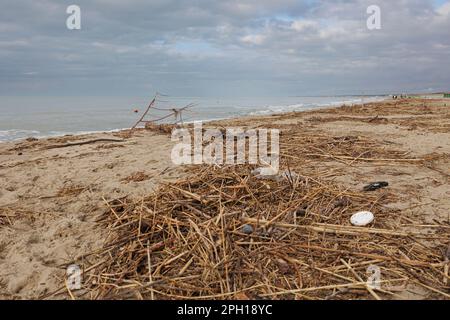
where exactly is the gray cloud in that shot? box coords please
[0,0,449,96]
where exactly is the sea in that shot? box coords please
[0,95,387,142]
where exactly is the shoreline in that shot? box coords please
[1,97,449,300]
[0,96,389,143]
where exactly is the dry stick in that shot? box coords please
[149,284,267,300]
[131,96,157,129]
[64,280,76,300]
[412,280,450,299]
[305,153,424,163]
[47,236,164,300]
[169,185,209,204]
[307,145,353,166]
[147,241,155,300]
[219,203,231,294]
[142,104,194,124]
[329,260,384,273]
[341,259,381,300]
[144,111,178,123]
[42,258,108,300]
[444,259,449,286]
[347,150,372,167]
[279,255,357,284]
[243,218,411,237]
[260,279,406,297]
[57,232,137,268]
[282,152,423,164]
[44,138,124,150]
[292,243,440,268]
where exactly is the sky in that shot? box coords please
[0,0,449,97]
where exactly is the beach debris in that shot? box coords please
[294,204,308,218]
[131,95,157,130]
[350,211,375,226]
[133,109,139,113]
[25,137,38,142]
[144,122,176,134]
[55,185,87,198]
[241,224,254,235]
[0,208,16,226]
[251,167,282,181]
[333,197,351,208]
[43,138,124,150]
[63,99,450,300]
[251,168,299,183]
[368,115,389,124]
[446,244,450,261]
[131,93,195,129]
[78,164,449,301]
[277,259,293,275]
[444,245,450,285]
[363,181,389,192]
[121,171,151,183]
[281,169,299,181]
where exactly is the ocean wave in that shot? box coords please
[247,96,386,116]
[0,129,41,142]
[0,128,129,143]
[248,103,306,116]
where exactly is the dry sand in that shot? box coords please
[0,131,183,298]
[0,98,449,299]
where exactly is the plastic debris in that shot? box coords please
[350,211,374,226]
[363,181,389,192]
[251,168,301,183]
[251,167,282,182]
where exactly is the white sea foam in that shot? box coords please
[0,128,128,143]
[249,103,306,115]
[247,96,386,117]
[0,129,41,142]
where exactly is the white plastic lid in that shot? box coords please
[350,211,374,226]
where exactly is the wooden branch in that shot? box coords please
[43,138,125,150]
[242,218,410,237]
[131,96,157,129]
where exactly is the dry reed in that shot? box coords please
[77,163,449,300]
[54,98,450,300]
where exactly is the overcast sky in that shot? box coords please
[0,0,449,97]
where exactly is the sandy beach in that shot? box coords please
[0,98,449,300]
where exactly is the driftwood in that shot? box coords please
[131,94,195,129]
[43,138,124,150]
[147,103,195,124]
[131,96,157,130]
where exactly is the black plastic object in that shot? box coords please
[363,181,389,191]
